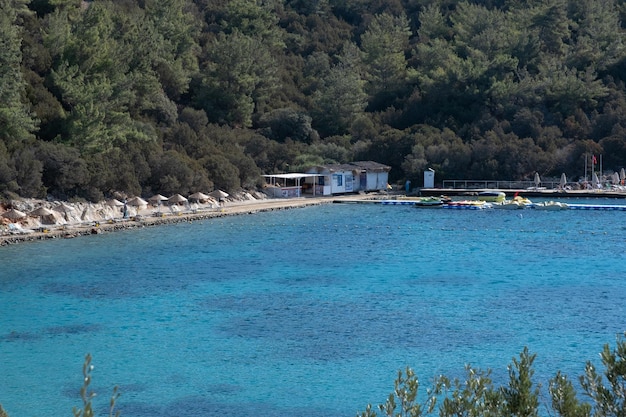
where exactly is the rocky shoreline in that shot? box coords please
[0,193,378,246]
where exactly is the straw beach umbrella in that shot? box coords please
[2,209,26,220]
[188,192,210,202]
[104,198,124,219]
[54,202,76,222]
[168,194,188,204]
[210,189,229,206]
[127,197,148,207]
[30,206,54,217]
[148,194,168,205]
[148,194,168,215]
[106,199,124,207]
[209,189,229,199]
[125,197,147,217]
[29,207,58,224]
[54,202,75,214]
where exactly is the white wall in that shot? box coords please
[424,170,435,188]
[331,172,346,194]
[365,172,389,191]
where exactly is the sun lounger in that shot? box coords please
[8,223,34,234]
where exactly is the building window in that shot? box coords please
[333,174,343,186]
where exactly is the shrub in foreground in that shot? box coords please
[359,333,626,417]
[72,354,120,417]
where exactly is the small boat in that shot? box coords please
[494,200,522,209]
[477,191,506,203]
[413,197,444,207]
[493,196,532,209]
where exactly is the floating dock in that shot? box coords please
[419,188,626,199]
[380,200,418,205]
[334,199,626,211]
[567,204,626,211]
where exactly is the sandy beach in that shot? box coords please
[0,193,380,246]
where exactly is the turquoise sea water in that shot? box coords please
[1,200,626,416]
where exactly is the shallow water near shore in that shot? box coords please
[1,200,626,416]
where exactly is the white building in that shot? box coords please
[262,161,391,198]
[304,161,391,196]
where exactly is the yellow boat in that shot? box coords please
[477,191,506,203]
[493,196,532,209]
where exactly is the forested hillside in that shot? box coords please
[2,0,626,201]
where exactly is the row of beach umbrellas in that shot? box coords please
[162,190,229,203]
[2,190,230,222]
[2,202,75,221]
[537,171,625,188]
[106,190,229,208]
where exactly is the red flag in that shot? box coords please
[592,155,597,164]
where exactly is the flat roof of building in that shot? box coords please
[263,173,320,179]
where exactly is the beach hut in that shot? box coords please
[304,164,359,195]
[304,161,390,195]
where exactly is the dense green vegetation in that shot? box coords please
[2,0,626,201]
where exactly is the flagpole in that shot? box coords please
[584,153,588,181]
[592,154,594,179]
[600,154,603,183]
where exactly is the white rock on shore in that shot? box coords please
[0,191,268,231]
